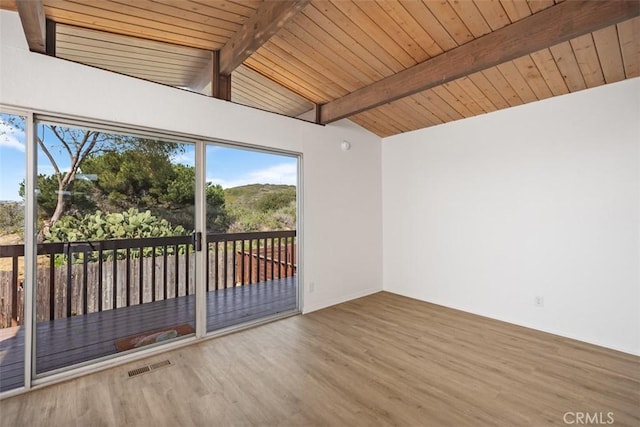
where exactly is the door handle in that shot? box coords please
[192,231,202,252]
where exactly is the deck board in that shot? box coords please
[0,277,296,392]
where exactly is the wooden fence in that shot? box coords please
[237,244,296,284]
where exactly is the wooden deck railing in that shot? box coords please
[0,230,296,327]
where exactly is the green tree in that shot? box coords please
[35,126,103,239]
[14,120,233,237]
[10,120,182,240]
[165,164,195,206]
[162,164,230,231]
[80,157,229,233]
[81,148,176,208]
[20,174,96,221]
[206,183,229,232]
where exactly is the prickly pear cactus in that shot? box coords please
[45,209,187,262]
[45,208,185,242]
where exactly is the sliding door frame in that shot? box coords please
[24,110,36,392]
[0,107,34,396]
[201,140,302,337]
[0,107,303,398]
[195,142,207,338]
[30,115,203,381]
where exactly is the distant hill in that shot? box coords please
[224,184,296,232]
[224,184,296,211]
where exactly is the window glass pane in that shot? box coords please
[0,112,26,392]
[205,145,298,333]
[34,120,196,375]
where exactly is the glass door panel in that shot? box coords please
[205,144,299,333]
[0,112,26,392]
[34,120,196,375]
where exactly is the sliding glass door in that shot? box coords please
[0,112,302,389]
[0,111,27,392]
[33,119,197,375]
[204,144,299,333]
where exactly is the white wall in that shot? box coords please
[383,78,640,355]
[0,11,383,313]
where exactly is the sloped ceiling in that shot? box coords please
[2,0,639,137]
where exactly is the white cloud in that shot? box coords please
[208,162,297,189]
[0,119,25,152]
[170,151,195,166]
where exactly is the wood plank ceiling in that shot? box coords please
[2,0,639,137]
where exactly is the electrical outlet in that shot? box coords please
[309,282,315,293]
[534,296,544,307]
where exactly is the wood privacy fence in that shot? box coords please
[0,230,296,328]
[236,244,296,284]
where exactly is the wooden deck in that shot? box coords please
[0,276,297,393]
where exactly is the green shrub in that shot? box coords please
[256,190,296,212]
[45,208,185,242]
[45,208,187,263]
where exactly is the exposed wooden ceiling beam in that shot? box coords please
[320,0,640,124]
[219,0,311,76]
[212,50,231,101]
[15,0,46,53]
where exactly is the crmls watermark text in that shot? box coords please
[563,412,615,425]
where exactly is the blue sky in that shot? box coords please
[0,114,297,201]
[0,114,26,201]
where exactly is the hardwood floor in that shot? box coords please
[1,291,638,426]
